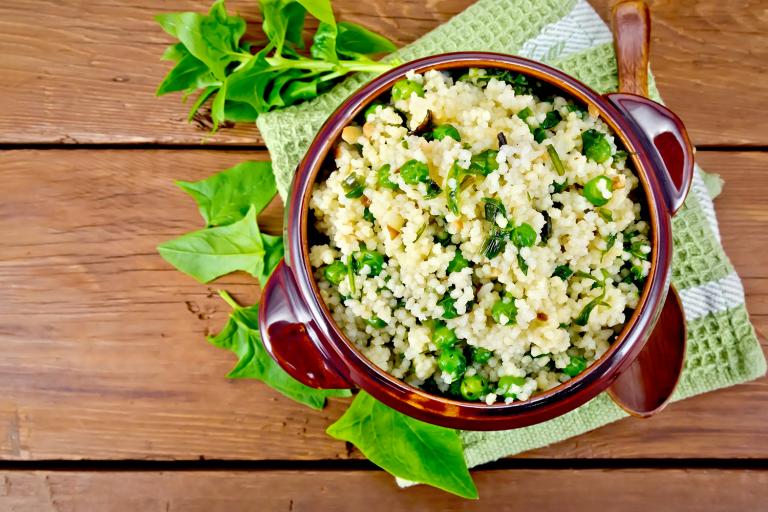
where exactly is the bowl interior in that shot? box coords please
[295,53,663,415]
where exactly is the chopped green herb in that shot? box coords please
[377,164,399,190]
[532,127,547,143]
[517,254,529,275]
[438,295,458,319]
[445,163,462,215]
[598,208,613,222]
[342,173,365,198]
[517,107,533,121]
[552,179,568,193]
[481,228,507,259]
[468,149,499,176]
[424,179,442,199]
[447,249,470,273]
[363,207,375,223]
[482,197,507,221]
[540,110,562,129]
[366,316,387,329]
[546,144,565,176]
[552,264,573,280]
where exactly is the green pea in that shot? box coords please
[563,355,587,377]
[471,346,493,365]
[446,249,469,273]
[552,264,573,280]
[363,102,383,120]
[366,316,387,329]
[438,295,458,319]
[511,223,536,248]
[377,164,399,190]
[582,129,612,163]
[355,250,384,276]
[342,173,364,199]
[400,159,430,185]
[363,207,375,223]
[432,324,458,349]
[460,374,488,401]
[323,261,347,285]
[391,79,425,101]
[432,124,461,142]
[491,295,518,325]
[583,175,613,207]
[468,149,499,176]
[496,375,526,398]
[437,347,467,381]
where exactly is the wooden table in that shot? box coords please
[1,0,767,509]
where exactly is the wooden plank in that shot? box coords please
[1,0,767,146]
[0,149,766,461]
[1,469,767,511]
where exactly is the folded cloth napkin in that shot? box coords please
[257,0,766,470]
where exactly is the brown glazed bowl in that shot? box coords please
[259,51,693,430]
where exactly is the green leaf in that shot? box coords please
[157,205,265,283]
[156,0,246,81]
[224,99,259,122]
[176,161,277,226]
[326,392,478,499]
[187,86,219,121]
[335,21,396,56]
[157,45,218,96]
[296,0,335,25]
[310,21,338,62]
[211,78,228,130]
[209,297,351,409]
[259,233,284,286]
[282,2,307,47]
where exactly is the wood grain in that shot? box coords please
[2,469,767,511]
[0,0,767,146]
[0,148,765,461]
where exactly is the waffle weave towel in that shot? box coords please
[256,0,766,470]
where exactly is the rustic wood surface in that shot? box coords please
[1,0,767,508]
[0,0,767,146]
[2,469,767,511]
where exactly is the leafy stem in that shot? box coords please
[218,289,241,310]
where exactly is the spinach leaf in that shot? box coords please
[156,44,218,96]
[210,291,351,409]
[156,0,246,81]
[176,161,277,226]
[157,205,265,283]
[335,21,397,56]
[156,0,396,126]
[260,233,285,286]
[326,392,478,499]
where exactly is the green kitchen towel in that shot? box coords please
[257,0,766,470]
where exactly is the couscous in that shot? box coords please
[308,68,651,404]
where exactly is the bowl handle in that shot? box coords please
[605,93,694,215]
[258,260,353,390]
[608,285,687,417]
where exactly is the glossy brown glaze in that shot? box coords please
[259,52,694,430]
[608,286,687,416]
[612,0,651,97]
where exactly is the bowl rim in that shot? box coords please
[286,51,673,427]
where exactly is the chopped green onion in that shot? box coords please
[366,316,387,329]
[598,208,613,222]
[532,127,547,143]
[445,163,462,215]
[517,254,529,275]
[424,179,442,199]
[482,197,507,221]
[342,174,365,198]
[546,144,565,176]
[517,107,533,121]
[377,164,399,190]
[540,110,562,129]
[552,264,573,280]
[363,207,375,223]
[447,249,470,273]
